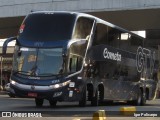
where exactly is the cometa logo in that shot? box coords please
[103,48,121,61]
[28,76,40,80]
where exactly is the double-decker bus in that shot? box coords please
[2,11,158,107]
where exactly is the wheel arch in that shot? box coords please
[98,83,104,101]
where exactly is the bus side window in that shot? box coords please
[69,57,83,73]
[108,27,120,47]
[119,33,130,51]
[69,57,77,73]
[92,23,108,46]
[92,23,120,48]
[73,17,94,39]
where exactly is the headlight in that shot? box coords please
[54,84,60,89]
[140,77,145,81]
[10,80,16,85]
[50,80,71,89]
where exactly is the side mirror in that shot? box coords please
[2,36,17,55]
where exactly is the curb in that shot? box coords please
[120,107,136,116]
[92,107,136,119]
[93,110,106,120]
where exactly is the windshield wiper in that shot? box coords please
[36,73,63,78]
[13,71,63,78]
[30,65,38,76]
[13,71,31,75]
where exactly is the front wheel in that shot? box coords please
[8,93,15,98]
[35,98,44,107]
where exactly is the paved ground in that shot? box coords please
[0,94,160,120]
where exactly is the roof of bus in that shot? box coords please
[31,11,144,39]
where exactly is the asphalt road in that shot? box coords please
[0,94,160,120]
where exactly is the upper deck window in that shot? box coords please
[73,17,94,40]
[18,13,76,41]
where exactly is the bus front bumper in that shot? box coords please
[10,80,80,101]
[10,81,81,101]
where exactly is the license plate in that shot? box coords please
[28,93,37,97]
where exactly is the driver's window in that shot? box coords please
[70,57,77,73]
[69,56,83,73]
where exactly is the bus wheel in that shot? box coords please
[133,89,143,106]
[8,93,15,98]
[79,87,87,107]
[141,91,146,106]
[91,90,99,106]
[49,100,57,107]
[35,98,44,107]
[98,88,104,106]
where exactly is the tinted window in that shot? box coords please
[129,34,143,52]
[69,55,83,73]
[73,17,94,39]
[93,23,108,45]
[93,23,120,47]
[119,33,131,51]
[108,27,120,47]
[18,13,76,41]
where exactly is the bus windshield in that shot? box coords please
[18,13,76,41]
[13,46,63,76]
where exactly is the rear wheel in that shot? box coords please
[98,88,104,106]
[49,100,57,107]
[141,90,146,106]
[79,87,87,107]
[132,89,146,106]
[91,90,99,106]
[35,98,44,107]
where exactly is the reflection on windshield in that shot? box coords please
[13,46,63,76]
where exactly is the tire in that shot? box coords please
[98,89,104,106]
[132,89,145,106]
[91,90,99,106]
[79,87,87,107]
[8,93,15,98]
[35,98,44,107]
[141,91,146,106]
[49,100,57,107]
